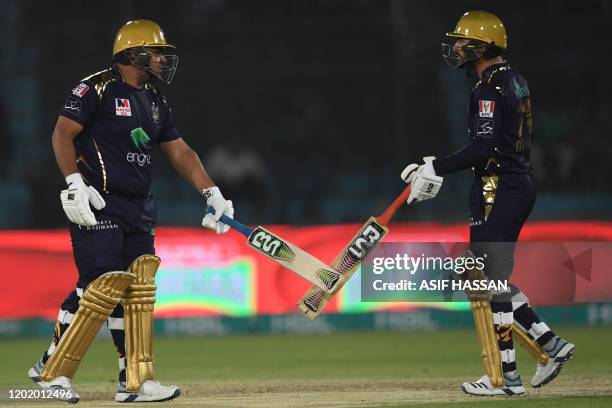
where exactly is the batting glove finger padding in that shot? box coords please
[87,186,106,210]
[60,188,97,226]
[202,213,217,230]
[215,200,234,234]
[60,173,105,227]
[400,163,419,184]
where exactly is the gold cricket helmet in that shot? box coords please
[112,19,179,84]
[442,11,507,69]
[447,11,507,49]
[113,19,175,56]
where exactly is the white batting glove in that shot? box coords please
[202,186,233,234]
[401,156,443,204]
[60,173,106,226]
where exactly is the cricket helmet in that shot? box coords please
[113,19,175,56]
[447,11,507,49]
[112,19,179,84]
[442,11,507,69]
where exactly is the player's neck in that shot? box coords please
[115,64,148,89]
[474,56,504,79]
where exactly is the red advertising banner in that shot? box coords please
[2,221,611,320]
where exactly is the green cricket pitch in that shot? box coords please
[1,326,610,407]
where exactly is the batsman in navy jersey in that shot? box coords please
[30,20,234,403]
[400,11,574,397]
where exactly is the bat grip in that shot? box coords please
[204,207,253,237]
[378,185,412,226]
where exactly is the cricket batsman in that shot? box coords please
[28,20,234,403]
[401,11,575,396]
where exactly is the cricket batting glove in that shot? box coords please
[60,173,106,227]
[401,156,443,204]
[202,186,234,234]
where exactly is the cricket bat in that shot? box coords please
[297,185,412,319]
[205,208,344,294]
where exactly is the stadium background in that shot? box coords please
[1,0,611,330]
[0,0,611,384]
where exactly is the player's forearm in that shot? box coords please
[433,140,493,176]
[170,147,215,192]
[52,128,80,178]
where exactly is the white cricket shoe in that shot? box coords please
[28,367,79,403]
[115,380,181,403]
[462,374,525,396]
[531,339,575,387]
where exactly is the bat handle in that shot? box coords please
[204,207,253,237]
[378,185,412,226]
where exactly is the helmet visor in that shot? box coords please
[128,46,179,84]
[441,38,488,69]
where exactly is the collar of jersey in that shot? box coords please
[110,64,148,91]
[482,61,509,79]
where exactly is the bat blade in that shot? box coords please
[246,226,344,294]
[206,207,344,294]
[297,217,388,319]
[297,185,412,320]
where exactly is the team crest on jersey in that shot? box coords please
[71,83,90,98]
[478,100,495,118]
[115,98,132,116]
[151,102,160,125]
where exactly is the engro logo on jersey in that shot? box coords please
[127,128,152,166]
[115,98,132,116]
[127,152,151,167]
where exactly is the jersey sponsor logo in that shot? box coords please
[115,98,132,116]
[478,100,495,118]
[476,119,494,138]
[126,152,151,167]
[130,127,151,149]
[63,95,82,114]
[71,83,90,98]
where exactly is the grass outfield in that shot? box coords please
[0,326,611,407]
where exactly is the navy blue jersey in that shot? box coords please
[434,62,533,177]
[60,66,180,199]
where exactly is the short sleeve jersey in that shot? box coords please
[60,66,180,199]
[469,62,533,176]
